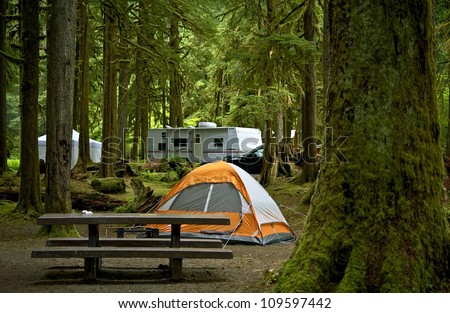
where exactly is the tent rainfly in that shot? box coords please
[147,161,296,245]
[38,130,102,169]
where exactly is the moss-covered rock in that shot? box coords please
[91,177,126,193]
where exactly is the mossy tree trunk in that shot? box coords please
[446,47,450,157]
[100,0,119,177]
[300,0,318,183]
[117,0,132,161]
[43,0,78,238]
[259,0,279,187]
[277,0,449,292]
[140,94,149,161]
[260,122,278,187]
[15,0,43,217]
[169,8,183,127]
[132,0,145,161]
[78,0,91,173]
[0,0,7,174]
[132,10,142,161]
[139,1,150,162]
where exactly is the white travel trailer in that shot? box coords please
[147,122,262,163]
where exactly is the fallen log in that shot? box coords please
[0,188,126,212]
[128,177,162,213]
[71,191,127,211]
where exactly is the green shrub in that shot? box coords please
[140,170,179,183]
[114,200,134,213]
[0,170,19,188]
[160,171,179,183]
[7,159,20,171]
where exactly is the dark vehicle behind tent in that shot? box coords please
[223,144,264,174]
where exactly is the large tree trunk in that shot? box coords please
[322,0,330,106]
[78,0,91,172]
[100,0,118,177]
[132,15,143,161]
[169,10,183,127]
[140,93,149,161]
[300,0,318,182]
[15,0,43,217]
[161,82,168,127]
[45,0,76,217]
[135,0,148,161]
[277,0,449,292]
[446,49,450,157]
[117,0,132,161]
[258,0,278,186]
[259,120,278,187]
[0,0,7,173]
[118,58,131,160]
[131,67,141,161]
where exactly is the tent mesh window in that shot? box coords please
[170,183,241,213]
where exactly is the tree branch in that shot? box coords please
[278,2,305,26]
[0,49,23,65]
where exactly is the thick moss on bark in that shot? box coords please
[276,0,449,292]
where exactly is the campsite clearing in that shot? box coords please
[0,169,309,292]
[0,218,296,292]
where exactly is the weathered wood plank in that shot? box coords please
[31,246,233,259]
[46,237,224,248]
[36,213,230,226]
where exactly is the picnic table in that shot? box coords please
[31,212,233,280]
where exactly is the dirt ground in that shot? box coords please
[0,218,297,293]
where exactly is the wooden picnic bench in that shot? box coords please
[31,213,233,281]
[45,237,224,248]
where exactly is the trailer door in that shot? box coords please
[193,132,203,162]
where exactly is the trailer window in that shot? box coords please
[214,137,223,147]
[158,143,166,151]
[174,138,188,147]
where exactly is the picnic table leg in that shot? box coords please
[170,224,183,280]
[84,224,100,280]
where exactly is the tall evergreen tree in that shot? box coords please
[300,0,319,182]
[437,2,450,157]
[117,0,132,160]
[78,0,91,172]
[131,0,144,161]
[277,0,449,292]
[216,0,313,185]
[100,0,119,177]
[15,0,43,217]
[0,0,7,173]
[259,0,279,187]
[168,5,183,127]
[44,0,77,232]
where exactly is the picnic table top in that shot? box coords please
[36,213,231,226]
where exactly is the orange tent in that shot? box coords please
[147,161,295,245]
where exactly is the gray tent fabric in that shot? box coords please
[170,183,241,213]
